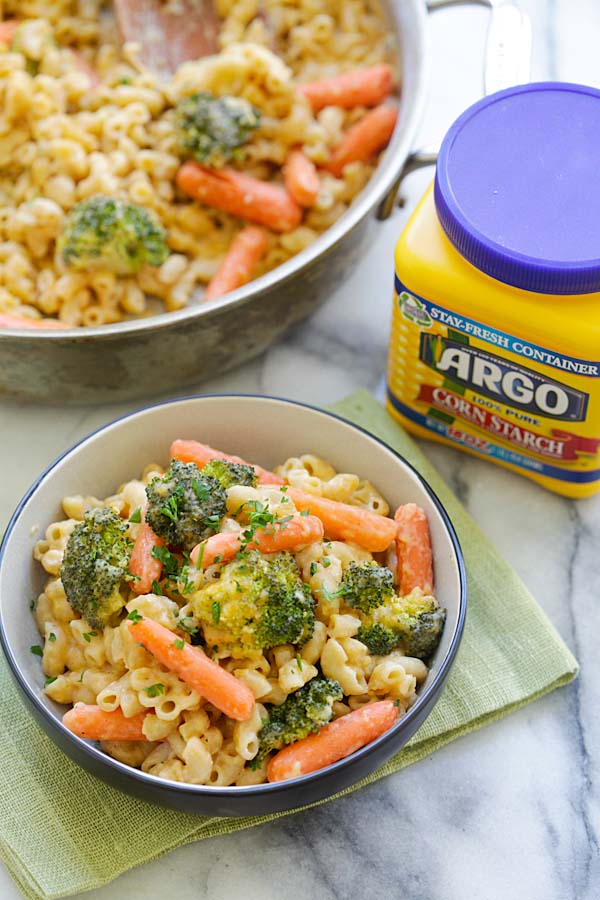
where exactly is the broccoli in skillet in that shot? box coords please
[202,458,257,491]
[191,550,315,654]
[60,507,132,629]
[144,459,226,551]
[254,677,343,766]
[339,561,395,613]
[57,195,169,275]
[175,92,261,167]
[357,590,446,660]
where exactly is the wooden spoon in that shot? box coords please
[113,0,220,79]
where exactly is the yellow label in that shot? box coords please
[387,280,600,497]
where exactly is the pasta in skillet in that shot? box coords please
[32,441,445,784]
[0,1,397,327]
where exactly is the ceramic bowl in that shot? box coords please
[0,395,466,816]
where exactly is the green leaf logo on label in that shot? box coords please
[399,291,432,328]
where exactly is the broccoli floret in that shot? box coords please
[356,623,398,657]
[60,507,132,629]
[191,550,315,654]
[202,459,257,491]
[175,92,261,167]
[255,677,343,764]
[340,561,395,613]
[357,590,446,660]
[57,196,169,275]
[145,459,226,551]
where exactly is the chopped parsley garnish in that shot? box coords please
[204,513,222,530]
[214,554,223,563]
[145,683,165,697]
[310,562,318,576]
[45,676,57,686]
[321,584,348,603]
[30,645,43,657]
[211,600,221,625]
[48,632,56,643]
[151,544,179,577]
[82,631,98,643]
[192,479,211,502]
[129,506,142,523]
[127,609,143,624]
[151,579,163,595]
[322,557,331,568]
[300,508,310,516]
[178,616,199,635]
[173,638,185,650]
[160,494,181,523]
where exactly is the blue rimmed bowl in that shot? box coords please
[0,395,466,816]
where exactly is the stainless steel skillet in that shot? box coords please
[0,0,530,404]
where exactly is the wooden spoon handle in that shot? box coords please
[114,0,220,78]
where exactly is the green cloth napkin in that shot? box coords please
[0,390,578,900]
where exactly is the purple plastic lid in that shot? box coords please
[434,82,600,295]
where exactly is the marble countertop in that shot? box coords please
[2,1,599,897]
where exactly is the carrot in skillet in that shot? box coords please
[283,150,321,207]
[326,104,398,178]
[204,226,269,302]
[190,514,324,568]
[394,503,434,595]
[176,162,303,233]
[170,439,284,486]
[0,313,64,330]
[298,64,395,112]
[127,616,255,720]
[128,514,164,595]
[63,704,148,741]
[267,700,399,782]
[287,488,396,552]
[0,20,19,45]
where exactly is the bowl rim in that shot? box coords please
[0,393,467,798]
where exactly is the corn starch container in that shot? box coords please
[387,83,600,498]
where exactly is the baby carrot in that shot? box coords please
[394,503,434,595]
[0,20,19,46]
[287,488,396,552]
[128,515,164,595]
[267,700,399,782]
[170,439,284,486]
[0,313,64,330]
[190,514,325,567]
[283,150,321,207]
[128,616,255,720]
[63,704,148,741]
[298,64,395,112]
[204,226,269,302]
[326,104,398,178]
[176,162,303,233]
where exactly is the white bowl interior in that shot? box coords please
[0,396,463,777]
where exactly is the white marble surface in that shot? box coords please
[2,1,600,897]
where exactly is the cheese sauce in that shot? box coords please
[387,83,600,498]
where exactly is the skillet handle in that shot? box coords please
[376,0,532,220]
